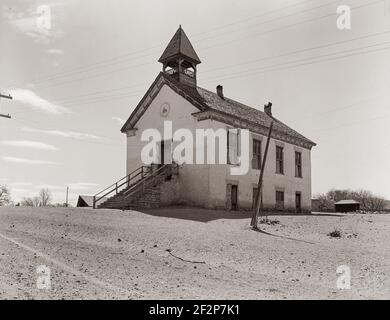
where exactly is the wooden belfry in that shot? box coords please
[159,25,201,87]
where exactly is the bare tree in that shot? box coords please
[0,185,11,206]
[39,188,52,207]
[52,203,68,207]
[33,196,41,207]
[315,193,334,212]
[21,196,41,207]
[21,197,35,207]
[315,188,386,212]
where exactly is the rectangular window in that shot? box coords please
[252,139,262,170]
[295,151,302,178]
[276,146,284,174]
[276,190,284,210]
[227,129,239,165]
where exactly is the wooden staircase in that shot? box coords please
[93,164,177,210]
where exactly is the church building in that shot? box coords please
[94,26,316,212]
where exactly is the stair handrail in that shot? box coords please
[93,165,151,208]
[123,164,172,200]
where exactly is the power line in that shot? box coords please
[202,29,390,76]
[200,0,384,52]
[308,113,390,133]
[298,95,384,121]
[8,28,390,117]
[16,39,390,143]
[200,40,390,84]
[196,0,342,46]
[191,0,322,39]
[29,0,383,92]
[4,0,321,88]
[11,33,390,114]
[50,36,390,106]
[3,0,341,89]
[32,29,390,107]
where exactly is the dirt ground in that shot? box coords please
[0,206,389,300]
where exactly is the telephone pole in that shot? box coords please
[0,92,13,119]
[251,103,274,230]
[65,186,69,207]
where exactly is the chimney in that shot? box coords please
[264,102,272,116]
[216,85,224,99]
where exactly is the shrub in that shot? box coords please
[0,185,11,206]
[259,218,280,225]
[327,229,342,238]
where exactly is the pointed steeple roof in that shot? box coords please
[158,26,201,65]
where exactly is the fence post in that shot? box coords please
[93,196,96,209]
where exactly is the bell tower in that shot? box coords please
[159,26,201,87]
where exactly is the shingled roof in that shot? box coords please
[158,26,201,65]
[76,195,108,207]
[195,86,316,146]
[121,72,316,149]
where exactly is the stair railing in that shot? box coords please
[93,165,151,208]
[123,164,174,200]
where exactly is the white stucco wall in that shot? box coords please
[125,84,313,212]
[205,120,312,211]
[126,84,212,205]
[203,121,311,211]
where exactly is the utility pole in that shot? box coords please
[251,113,274,230]
[65,186,69,207]
[0,92,13,119]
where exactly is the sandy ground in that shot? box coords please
[0,206,389,300]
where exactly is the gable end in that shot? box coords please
[121,73,207,133]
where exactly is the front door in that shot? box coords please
[295,192,302,213]
[231,185,238,211]
[159,140,172,166]
[160,141,165,165]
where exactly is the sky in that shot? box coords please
[0,0,389,205]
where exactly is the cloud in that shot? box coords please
[112,117,125,125]
[47,48,64,55]
[33,182,99,191]
[10,182,33,187]
[2,156,61,165]
[1,140,58,151]
[21,127,102,140]
[33,184,65,191]
[68,182,100,190]
[3,3,64,44]
[9,187,31,194]
[9,89,70,114]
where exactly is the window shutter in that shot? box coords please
[228,129,238,165]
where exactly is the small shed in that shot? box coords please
[76,195,107,208]
[334,200,360,213]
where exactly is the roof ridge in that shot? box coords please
[178,26,182,55]
[195,85,316,146]
[196,86,267,116]
[122,72,316,149]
